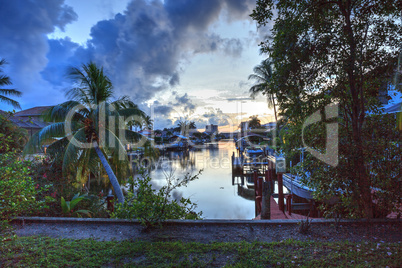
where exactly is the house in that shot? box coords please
[262,122,276,131]
[1,106,52,138]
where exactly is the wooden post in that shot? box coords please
[269,160,275,192]
[106,194,114,212]
[231,152,234,171]
[254,170,258,217]
[286,194,292,215]
[277,173,285,212]
[262,170,271,219]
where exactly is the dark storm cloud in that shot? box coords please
[0,0,77,108]
[41,38,80,85]
[175,93,196,113]
[153,100,175,115]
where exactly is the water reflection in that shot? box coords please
[135,141,255,219]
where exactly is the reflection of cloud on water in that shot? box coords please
[142,142,255,219]
[211,204,251,219]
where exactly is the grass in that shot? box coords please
[0,236,400,267]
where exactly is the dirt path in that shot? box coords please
[10,219,402,243]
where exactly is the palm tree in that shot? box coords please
[142,115,153,130]
[248,115,261,129]
[248,59,277,123]
[25,62,146,204]
[176,120,196,136]
[0,59,22,109]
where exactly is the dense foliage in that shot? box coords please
[25,62,148,204]
[0,152,55,230]
[0,113,27,153]
[251,0,402,218]
[286,113,401,218]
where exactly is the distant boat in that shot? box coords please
[244,147,264,159]
[235,134,268,153]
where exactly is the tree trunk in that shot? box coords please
[93,141,125,204]
[272,95,278,123]
[339,0,373,218]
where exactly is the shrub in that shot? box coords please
[112,170,203,228]
[0,113,28,153]
[0,151,54,230]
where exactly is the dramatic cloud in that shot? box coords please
[202,107,229,125]
[0,0,260,115]
[174,93,196,114]
[0,0,77,108]
[152,100,175,116]
[42,0,257,103]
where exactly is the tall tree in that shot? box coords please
[0,59,22,109]
[25,62,146,204]
[176,120,196,136]
[248,59,277,123]
[251,0,402,218]
[142,115,153,130]
[248,115,261,129]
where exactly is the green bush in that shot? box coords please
[112,171,203,228]
[0,152,54,230]
[0,113,28,153]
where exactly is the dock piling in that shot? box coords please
[261,181,271,219]
[277,173,285,213]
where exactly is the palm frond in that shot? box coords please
[0,59,21,109]
[0,75,13,86]
[0,88,22,97]
[121,129,144,143]
[112,95,139,110]
[46,137,69,157]
[62,128,88,174]
[23,122,74,154]
[0,95,21,109]
[68,62,114,105]
[117,107,147,119]
[42,101,88,122]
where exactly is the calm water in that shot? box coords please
[138,141,256,219]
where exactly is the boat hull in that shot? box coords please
[282,174,314,200]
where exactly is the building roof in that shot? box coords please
[8,116,49,129]
[13,106,52,117]
[0,109,49,129]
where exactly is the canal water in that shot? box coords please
[138,141,257,219]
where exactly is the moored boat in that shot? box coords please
[282,173,314,200]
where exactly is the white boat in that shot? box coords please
[282,173,314,200]
[244,147,264,158]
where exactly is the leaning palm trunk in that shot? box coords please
[271,95,277,123]
[93,141,125,204]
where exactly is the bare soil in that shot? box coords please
[10,220,402,243]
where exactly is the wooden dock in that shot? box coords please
[232,150,315,220]
[253,196,308,220]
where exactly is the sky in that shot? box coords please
[0,0,275,130]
